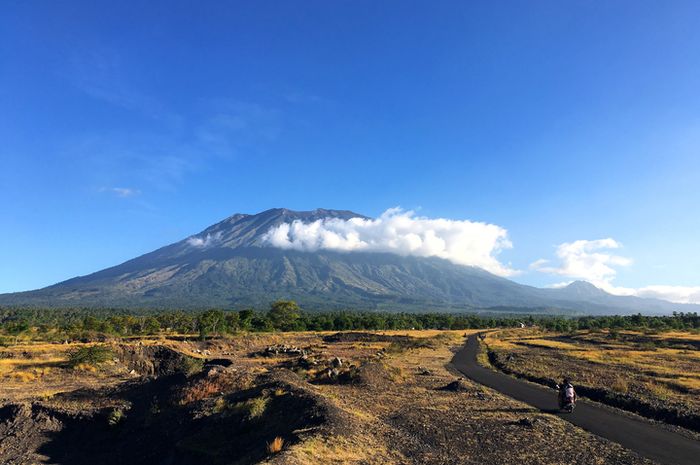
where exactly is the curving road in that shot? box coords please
[451,335,700,465]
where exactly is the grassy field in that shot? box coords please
[482,328,700,431]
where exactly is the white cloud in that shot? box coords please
[530,238,632,287]
[101,187,141,197]
[533,238,700,304]
[261,208,517,276]
[187,232,222,248]
[609,285,700,304]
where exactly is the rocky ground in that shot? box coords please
[0,330,656,465]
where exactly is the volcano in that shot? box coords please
[0,208,694,314]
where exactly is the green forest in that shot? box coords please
[1,301,698,343]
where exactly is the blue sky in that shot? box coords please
[2,1,699,302]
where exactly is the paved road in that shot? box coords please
[451,335,700,465]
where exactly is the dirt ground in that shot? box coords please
[0,330,655,465]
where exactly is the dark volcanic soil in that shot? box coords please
[0,347,329,465]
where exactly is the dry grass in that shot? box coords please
[288,435,392,464]
[520,339,580,351]
[378,329,478,339]
[646,381,674,400]
[1,329,657,465]
[275,328,651,465]
[484,328,700,422]
[267,436,285,454]
[179,375,234,404]
[611,376,630,393]
[12,371,38,382]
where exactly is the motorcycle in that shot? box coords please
[555,384,576,413]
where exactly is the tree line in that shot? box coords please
[0,301,697,342]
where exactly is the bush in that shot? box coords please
[177,356,204,376]
[107,408,125,426]
[611,376,630,393]
[180,377,227,404]
[67,345,112,368]
[267,436,284,454]
[235,395,269,420]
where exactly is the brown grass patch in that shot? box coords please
[267,436,284,454]
[179,374,235,404]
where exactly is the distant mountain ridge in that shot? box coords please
[0,208,696,314]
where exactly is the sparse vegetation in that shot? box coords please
[107,408,125,426]
[235,395,270,420]
[180,374,235,404]
[484,328,700,431]
[267,436,284,454]
[66,345,112,368]
[177,356,205,376]
[0,326,670,465]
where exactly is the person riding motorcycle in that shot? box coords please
[558,378,577,411]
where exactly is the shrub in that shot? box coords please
[178,373,242,404]
[611,376,629,393]
[107,408,125,426]
[67,345,112,368]
[180,378,226,404]
[212,397,230,413]
[646,382,673,400]
[235,395,269,420]
[267,436,284,454]
[177,356,204,376]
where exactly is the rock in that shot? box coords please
[263,344,306,356]
[512,417,536,428]
[439,378,472,392]
[204,358,233,368]
[331,357,343,367]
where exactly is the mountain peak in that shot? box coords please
[560,280,608,297]
[566,280,599,290]
[266,207,367,220]
[187,208,367,250]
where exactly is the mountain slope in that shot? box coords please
[0,208,695,314]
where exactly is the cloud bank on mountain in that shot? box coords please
[262,208,516,277]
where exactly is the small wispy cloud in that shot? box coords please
[101,187,141,198]
[63,48,286,196]
[65,48,173,121]
[187,232,223,248]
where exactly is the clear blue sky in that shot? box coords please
[2,1,699,300]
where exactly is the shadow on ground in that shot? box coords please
[35,372,323,465]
